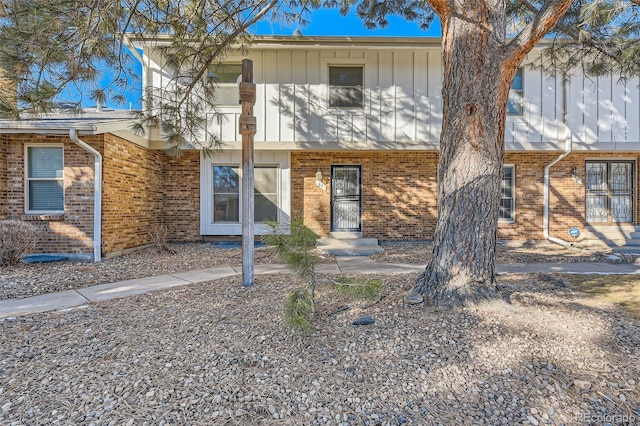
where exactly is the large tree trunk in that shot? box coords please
[408,1,518,308]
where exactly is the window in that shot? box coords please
[26,146,64,213]
[213,166,240,222]
[329,66,364,108]
[254,166,278,223]
[209,63,242,105]
[212,165,279,223]
[500,165,515,221]
[507,68,523,116]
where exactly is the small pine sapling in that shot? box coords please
[262,217,321,335]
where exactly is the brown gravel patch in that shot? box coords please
[373,241,640,265]
[0,243,335,300]
[0,273,638,425]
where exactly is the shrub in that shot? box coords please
[148,223,176,253]
[0,220,39,266]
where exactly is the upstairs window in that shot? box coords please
[507,68,524,116]
[209,63,242,106]
[26,145,64,213]
[329,66,364,108]
[499,165,515,221]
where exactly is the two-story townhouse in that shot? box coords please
[1,36,639,259]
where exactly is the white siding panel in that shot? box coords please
[627,77,640,143]
[414,52,429,143]
[427,51,443,142]
[263,51,280,142]
[394,51,415,141]
[525,66,542,143]
[612,78,628,143]
[292,50,308,141]
[378,52,394,142]
[322,114,338,141]
[598,74,613,143]
[567,75,583,143]
[365,51,381,141]
[352,115,366,140]
[279,51,294,142]
[306,51,322,141]
[253,52,265,142]
[583,77,599,144]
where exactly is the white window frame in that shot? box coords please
[507,68,524,116]
[499,164,515,223]
[24,144,64,214]
[200,151,291,236]
[327,65,365,109]
[210,63,242,107]
[212,164,241,223]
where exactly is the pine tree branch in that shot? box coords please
[505,0,574,63]
[514,0,627,71]
[174,0,280,110]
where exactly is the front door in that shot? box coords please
[331,165,361,231]
[586,161,634,223]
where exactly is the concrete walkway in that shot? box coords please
[2,257,640,319]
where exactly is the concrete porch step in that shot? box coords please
[317,238,380,247]
[316,236,383,256]
[329,231,364,239]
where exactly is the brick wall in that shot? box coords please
[292,151,439,241]
[101,134,164,254]
[4,134,99,254]
[1,133,202,257]
[0,135,6,220]
[160,150,200,242]
[292,151,640,241]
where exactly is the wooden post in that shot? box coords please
[240,59,256,287]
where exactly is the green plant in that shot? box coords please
[333,277,383,301]
[262,217,321,335]
[0,220,39,266]
[283,288,314,335]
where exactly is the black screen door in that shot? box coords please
[331,165,361,231]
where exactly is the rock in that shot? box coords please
[527,415,539,425]
[573,380,592,392]
[404,291,424,305]
[353,317,375,326]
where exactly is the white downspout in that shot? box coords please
[69,129,102,262]
[543,75,573,247]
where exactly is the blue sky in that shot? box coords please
[93,8,441,110]
[254,8,441,37]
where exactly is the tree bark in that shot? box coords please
[409,0,517,308]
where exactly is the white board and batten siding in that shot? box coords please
[198,47,445,147]
[141,40,640,149]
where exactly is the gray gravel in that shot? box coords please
[0,273,638,425]
[373,241,640,265]
[0,243,335,300]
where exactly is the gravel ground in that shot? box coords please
[0,273,638,425]
[1,241,638,301]
[373,241,640,265]
[0,244,335,300]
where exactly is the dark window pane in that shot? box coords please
[499,166,514,220]
[28,147,63,179]
[210,64,242,83]
[329,66,363,107]
[213,166,239,193]
[29,180,63,211]
[213,194,239,222]
[255,194,278,223]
